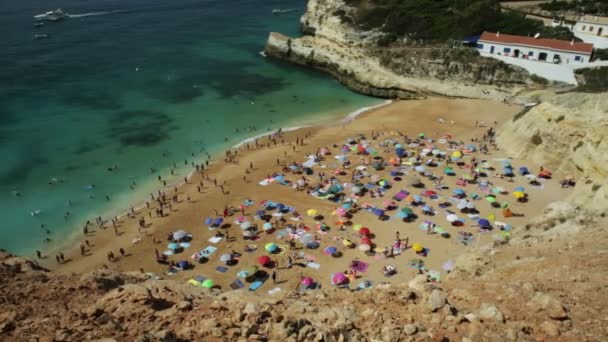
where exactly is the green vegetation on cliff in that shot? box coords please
[343,0,576,42]
[540,0,608,16]
[576,67,608,93]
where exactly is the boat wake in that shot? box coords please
[271,8,299,15]
[67,10,124,18]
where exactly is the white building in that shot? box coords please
[477,31,594,64]
[573,15,608,38]
[571,15,608,49]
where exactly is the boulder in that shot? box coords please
[540,321,560,337]
[428,290,446,312]
[478,303,504,323]
[403,324,418,335]
[530,293,568,320]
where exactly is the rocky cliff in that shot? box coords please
[265,0,538,100]
[497,92,608,211]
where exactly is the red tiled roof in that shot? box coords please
[479,31,593,55]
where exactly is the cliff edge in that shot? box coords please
[265,0,539,100]
[497,92,608,211]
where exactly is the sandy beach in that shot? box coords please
[48,98,569,295]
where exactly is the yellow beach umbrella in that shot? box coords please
[451,151,463,158]
[412,243,424,253]
[513,191,525,199]
[307,209,319,217]
[488,213,496,221]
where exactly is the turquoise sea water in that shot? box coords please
[0,0,379,255]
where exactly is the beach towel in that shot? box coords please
[216,266,229,273]
[306,262,321,269]
[258,179,273,186]
[187,279,201,286]
[208,236,223,244]
[267,287,282,295]
[229,279,245,290]
[249,280,264,291]
[198,246,217,258]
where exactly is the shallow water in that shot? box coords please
[0,0,379,255]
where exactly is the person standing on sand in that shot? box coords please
[56,255,61,264]
[59,252,64,263]
[271,270,277,284]
[80,244,85,256]
[119,248,125,257]
[36,250,41,259]
[287,256,293,269]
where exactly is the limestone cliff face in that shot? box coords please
[265,0,535,100]
[497,93,608,210]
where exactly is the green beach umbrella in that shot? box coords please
[485,196,497,203]
[202,279,214,289]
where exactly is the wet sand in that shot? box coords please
[49,98,568,295]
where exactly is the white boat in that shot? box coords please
[33,34,50,39]
[34,8,68,21]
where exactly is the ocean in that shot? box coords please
[0,0,379,255]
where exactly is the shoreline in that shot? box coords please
[36,99,386,263]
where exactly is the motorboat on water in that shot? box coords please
[34,8,68,21]
[34,22,45,27]
[33,34,50,40]
[272,8,296,15]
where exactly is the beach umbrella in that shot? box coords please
[412,243,424,253]
[358,244,371,251]
[373,208,385,217]
[265,243,278,253]
[353,223,363,231]
[422,190,437,197]
[395,143,403,149]
[323,246,338,255]
[263,222,273,231]
[334,207,347,217]
[246,266,259,275]
[418,132,425,138]
[300,233,314,244]
[453,189,466,196]
[173,230,188,241]
[413,195,423,202]
[237,270,249,278]
[213,217,223,226]
[451,151,463,159]
[432,149,442,156]
[350,186,362,194]
[301,277,314,286]
[478,218,491,227]
[360,236,371,245]
[513,191,525,199]
[342,239,354,247]
[515,186,525,192]
[220,253,233,262]
[446,214,458,223]
[306,209,319,217]
[421,148,432,155]
[410,178,422,186]
[332,272,347,284]
[501,160,512,167]
[414,165,426,173]
[202,279,214,289]
[519,167,529,175]
[255,209,265,216]
[242,230,252,237]
[235,216,246,223]
[457,200,468,210]
[271,212,283,217]
[177,260,189,269]
[466,201,476,209]
[359,227,371,235]
[204,217,213,225]
[240,221,252,230]
[442,260,454,272]
[342,202,352,210]
[167,242,180,250]
[358,280,372,289]
[257,255,271,266]
[399,207,413,217]
[485,196,497,203]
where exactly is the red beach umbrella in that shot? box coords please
[359,227,371,236]
[257,255,271,266]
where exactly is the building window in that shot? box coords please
[575,56,581,62]
[582,25,586,31]
[589,26,594,32]
[476,43,484,49]
[528,51,534,57]
[503,47,511,53]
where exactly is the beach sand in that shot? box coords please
[49,98,568,295]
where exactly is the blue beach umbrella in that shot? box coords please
[515,186,525,192]
[323,246,338,255]
[204,217,213,225]
[453,189,466,196]
[255,209,265,217]
[413,195,423,202]
[478,218,491,228]
[168,243,179,250]
[213,217,224,226]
